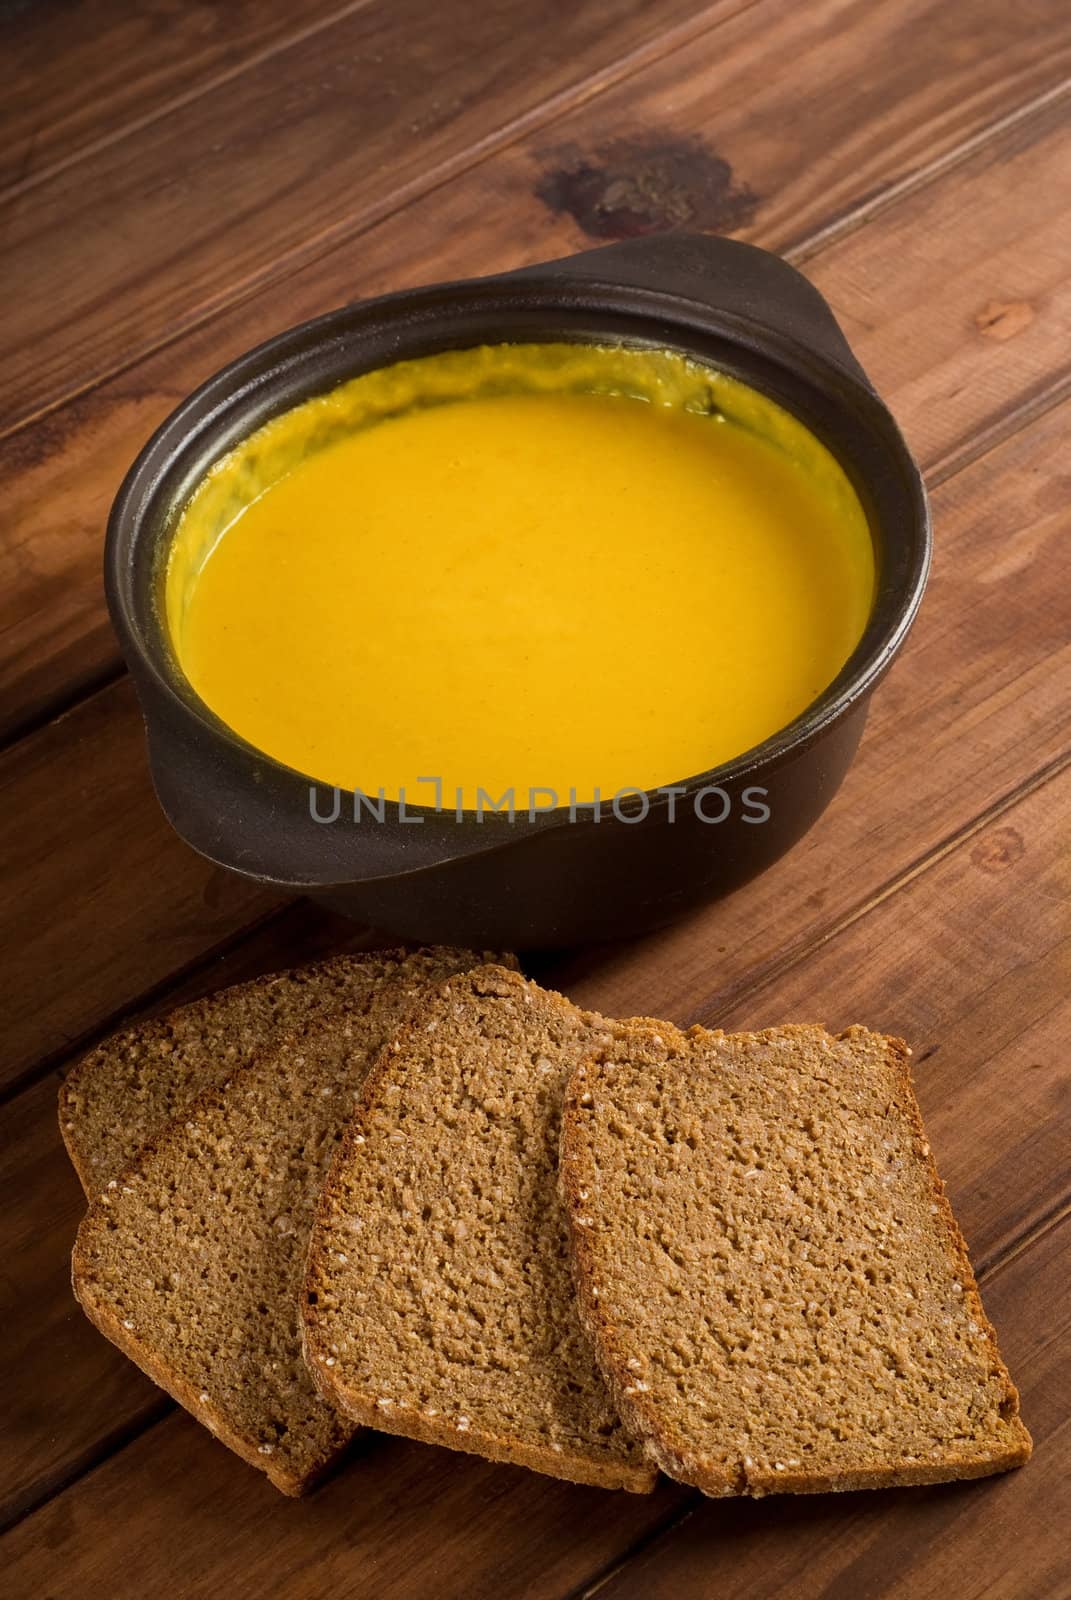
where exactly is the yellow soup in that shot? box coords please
[166,343,874,806]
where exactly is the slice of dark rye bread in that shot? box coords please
[71,948,503,1495]
[61,948,514,1195]
[303,965,658,1493]
[559,1021,1032,1497]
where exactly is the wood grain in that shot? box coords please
[3,3,1069,740]
[3,389,1065,1094]
[3,769,1065,1581]
[809,112,1071,479]
[2,6,1068,1592]
[1,1411,689,1599]
[2,728,1065,1541]
[0,1072,169,1529]
[0,0,733,437]
[0,0,367,197]
[584,1215,1070,1600]
[5,1094,1067,1595]
[0,678,278,1093]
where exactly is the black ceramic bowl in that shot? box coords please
[106,234,929,948]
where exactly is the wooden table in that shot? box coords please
[2,2,1068,1594]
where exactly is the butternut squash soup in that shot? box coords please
[166,343,874,806]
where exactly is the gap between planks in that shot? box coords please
[2,8,1065,1577]
[0,1393,174,1542]
[0,0,380,207]
[6,724,1067,1119]
[925,366,1071,486]
[1,14,1064,452]
[6,351,1065,757]
[683,746,1071,1038]
[0,894,292,1110]
[3,9,1066,1074]
[2,660,128,757]
[788,75,1071,265]
[3,712,1064,1535]
[0,0,758,445]
[0,0,749,209]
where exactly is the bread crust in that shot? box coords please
[59,1097,99,1198]
[303,965,659,1494]
[559,1021,1032,1499]
[72,1244,343,1496]
[71,1050,355,1496]
[307,1375,655,1493]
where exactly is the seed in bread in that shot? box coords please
[303,965,658,1493]
[560,1021,1032,1496]
[71,947,493,1495]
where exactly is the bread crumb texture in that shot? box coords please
[71,947,495,1495]
[560,1021,1032,1497]
[304,965,657,1492]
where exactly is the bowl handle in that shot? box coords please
[138,686,562,893]
[507,233,873,392]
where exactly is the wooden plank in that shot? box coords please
[65,901,382,1036]
[2,759,1065,1540]
[808,124,1071,480]
[0,678,278,1092]
[0,1412,688,1596]
[3,6,1065,1593]
[3,0,1067,441]
[3,774,1065,1580]
[0,0,365,197]
[3,12,1070,740]
[0,0,733,437]
[2,387,1065,1093]
[582,1215,1071,1600]
[0,1071,169,1529]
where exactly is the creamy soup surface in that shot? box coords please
[167,343,875,806]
